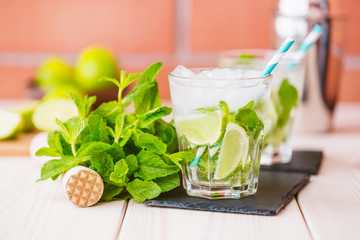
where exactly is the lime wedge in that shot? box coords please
[12,100,39,132]
[214,122,249,180]
[176,110,225,145]
[0,110,23,139]
[264,97,278,137]
[32,98,78,132]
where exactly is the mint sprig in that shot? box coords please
[37,62,194,203]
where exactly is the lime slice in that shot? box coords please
[213,122,249,180]
[176,110,225,145]
[0,110,23,139]
[12,100,39,132]
[264,98,278,137]
[32,98,78,132]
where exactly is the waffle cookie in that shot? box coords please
[62,166,104,207]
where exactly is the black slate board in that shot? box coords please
[261,150,323,175]
[144,171,310,216]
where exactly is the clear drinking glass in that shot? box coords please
[169,67,272,199]
[217,49,306,164]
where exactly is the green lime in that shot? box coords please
[264,97,278,137]
[32,98,78,132]
[35,57,73,90]
[74,46,118,91]
[0,110,23,139]
[176,110,226,146]
[12,100,39,132]
[213,122,249,180]
[42,84,84,101]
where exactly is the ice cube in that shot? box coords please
[171,65,194,77]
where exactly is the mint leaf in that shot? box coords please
[122,81,156,108]
[121,72,142,89]
[90,152,114,182]
[119,124,137,147]
[137,62,163,85]
[113,114,124,143]
[47,131,66,155]
[154,119,178,154]
[76,142,112,158]
[106,143,125,163]
[277,79,298,127]
[234,102,264,139]
[36,147,61,157]
[153,173,180,193]
[109,159,128,186]
[124,154,138,176]
[137,133,167,155]
[37,156,78,181]
[243,100,255,109]
[101,183,123,201]
[92,101,122,126]
[56,117,86,144]
[168,151,195,170]
[126,178,161,202]
[100,76,121,88]
[138,106,172,128]
[85,115,109,143]
[69,93,96,120]
[134,150,178,180]
[134,62,163,114]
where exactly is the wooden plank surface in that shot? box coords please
[0,132,37,156]
[293,133,360,240]
[0,158,127,240]
[119,199,311,240]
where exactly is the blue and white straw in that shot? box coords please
[189,145,206,168]
[189,141,222,168]
[261,37,295,76]
[289,24,323,68]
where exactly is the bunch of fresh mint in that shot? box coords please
[36,62,195,202]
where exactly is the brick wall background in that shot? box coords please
[0,0,359,101]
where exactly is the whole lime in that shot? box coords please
[42,84,84,101]
[35,57,73,90]
[74,47,118,91]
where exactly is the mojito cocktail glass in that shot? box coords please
[218,49,306,164]
[169,66,272,199]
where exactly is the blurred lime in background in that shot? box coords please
[0,46,120,140]
[35,57,73,90]
[12,100,39,132]
[0,110,23,139]
[32,98,78,132]
[42,84,84,101]
[74,46,118,91]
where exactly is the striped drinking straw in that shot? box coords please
[189,38,295,168]
[288,24,323,68]
[261,37,295,76]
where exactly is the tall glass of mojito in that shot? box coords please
[218,49,306,164]
[169,66,272,199]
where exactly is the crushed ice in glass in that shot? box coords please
[171,65,260,79]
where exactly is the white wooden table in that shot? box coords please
[0,103,359,240]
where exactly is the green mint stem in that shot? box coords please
[71,142,76,156]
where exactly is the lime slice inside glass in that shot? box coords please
[176,110,225,146]
[264,97,278,137]
[32,98,78,132]
[213,122,249,180]
[0,110,23,139]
